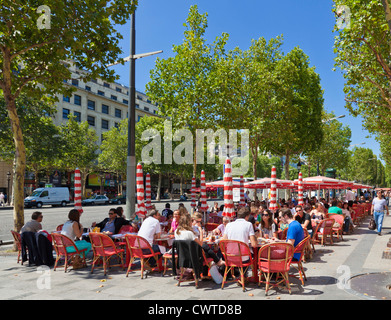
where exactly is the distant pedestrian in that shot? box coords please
[371,190,389,236]
[0,192,4,206]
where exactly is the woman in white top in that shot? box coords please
[61,209,91,255]
[175,214,223,266]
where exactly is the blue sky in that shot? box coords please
[110,0,381,159]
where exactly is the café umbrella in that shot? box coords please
[269,166,277,211]
[223,158,235,219]
[191,176,197,212]
[200,170,208,213]
[145,173,152,211]
[74,168,83,214]
[298,172,304,206]
[239,175,245,207]
[135,163,146,219]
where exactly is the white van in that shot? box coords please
[24,187,70,208]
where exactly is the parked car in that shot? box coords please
[109,195,126,205]
[82,195,109,206]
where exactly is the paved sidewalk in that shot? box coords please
[1,214,390,304]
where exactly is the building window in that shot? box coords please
[85,85,91,92]
[123,99,128,105]
[74,111,81,122]
[137,115,142,122]
[116,87,122,93]
[111,95,117,101]
[91,79,97,84]
[114,122,119,128]
[102,104,109,114]
[136,104,139,109]
[98,90,105,96]
[103,82,110,88]
[71,79,79,86]
[62,108,70,120]
[144,107,150,112]
[74,94,81,106]
[63,95,70,103]
[87,100,96,111]
[87,115,95,126]
[115,108,122,118]
[101,119,109,130]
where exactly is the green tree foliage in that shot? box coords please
[57,115,99,198]
[145,5,229,177]
[306,111,352,175]
[0,0,137,231]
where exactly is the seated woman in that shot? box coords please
[260,209,278,239]
[61,209,92,256]
[176,214,223,267]
[311,203,325,221]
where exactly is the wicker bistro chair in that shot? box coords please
[205,223,219,232]
[289,236,310,285]
[124,234,163,279]
[329,214,345,241]
[89,232,125,276]
[51,233,87,272]
[56,224,64,231]
[219,240,256,292]
[313,218,335,246]
[258,242,294,295]
[10,230,23,264]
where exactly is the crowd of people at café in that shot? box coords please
[16,188,389,287]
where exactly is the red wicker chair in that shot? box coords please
[289,236,310,285]
[313,218,334,246]
[219,240,255,292]
[124,234,163,279]
[258,242,294,295]
[205,223,219,232]
[89,232,125,275]
[51,232,87,272]
[10,230,23,264]
[329,214,345,241]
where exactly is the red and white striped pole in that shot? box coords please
[200,170,208,213]
[145,173,152,211]
[191,176,196,212]
[298,172,304,206]
[239,175,245,207]
[223,158,235,219]
[269,166,277,211]
[74,168,83,214]
[135,163,146,219]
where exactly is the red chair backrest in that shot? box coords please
[89,232,118,256]
[11,230,21,250]
[219,240,253,267]
[211,216,223,224]
[118,225,133,234]
[205,223,219,232]
[125,234,153,258]
[329,214,344,227]
[258,242,294,273]
[56,224,64,231]
[293,236,310,261]
[323,218,335,232]
[51,232,79,256]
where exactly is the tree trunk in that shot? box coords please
[7,99,26,234]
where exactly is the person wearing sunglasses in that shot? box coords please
[294,205,313,237]
[260,209,278,239]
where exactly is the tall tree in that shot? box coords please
[0,0,137,231]
[57,116,99,198]
[263,47,324,179]
[145,5,229,178]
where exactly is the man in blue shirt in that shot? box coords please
[280,208,304,260]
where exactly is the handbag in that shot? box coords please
[71,254,85,270]
[368,218,376,230]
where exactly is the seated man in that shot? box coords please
[222,206,258,260]
[294,205,313,237]
[279,208,304,261]
[137,209,162,267]
[91,208,129,235]
[328,199,350,234]
[20,211,43,234]
[212,216,230,236]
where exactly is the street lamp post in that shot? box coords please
[6,171,11,206]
